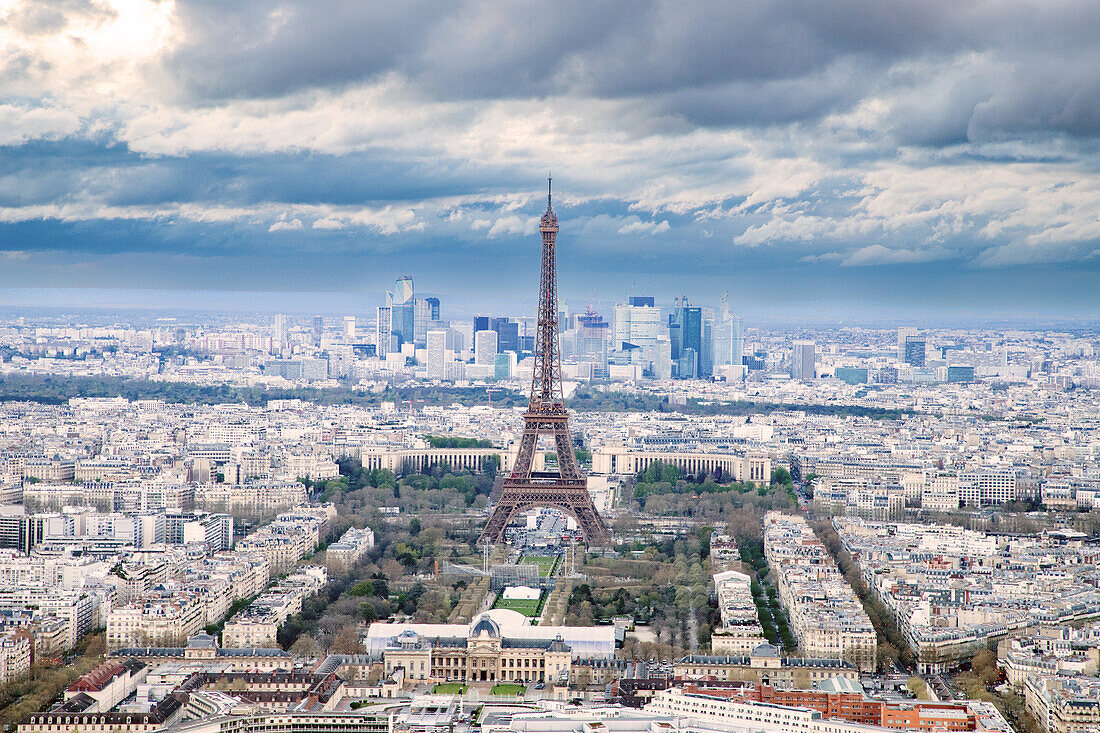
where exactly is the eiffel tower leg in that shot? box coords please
[552,421,580,480]
[480,492,521,544]
[512,424,539,478]
[566,491,610,544]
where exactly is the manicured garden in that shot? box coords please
[433,683,468,694]
[493,597,542,617]
[490,683,527,696]
[519,555,559,577]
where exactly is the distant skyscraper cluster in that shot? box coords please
[374,276,458,360]
[263,272,754,384]
[605,294,745,381]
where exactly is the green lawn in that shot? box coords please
[519,555,559,577]
[490,683,527,696]
[494,597,542,617]
[433,683,468,694]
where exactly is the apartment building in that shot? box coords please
[763,512,876,672]
[325,527,375,573]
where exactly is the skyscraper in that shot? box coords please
[792,340,816,380]
[679,305,703,377]
[904,335,926,367]
[389,276,416,346]
[375,305,393,357]
[311,315,324,347]
[343,316,356,341]
[494,351,517,380]
[713,293,744,371]
[272,313,287,354]
[678,347,698,379]
[425,297,440,321]
[613,298,662,373]
[475,329,498,365]
[612,299,660,350]
[897,327,918,361]
[701,310,714,377]
[492,318,520,352]
[577,308,610,377]
[413,298,431,346]
[426,329,448,380]
[654,335,672,379]
[393,275,414,304]
[474,315,491,332]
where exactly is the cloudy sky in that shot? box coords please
[2,0,1100,320]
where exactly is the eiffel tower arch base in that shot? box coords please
[479,478,610,545]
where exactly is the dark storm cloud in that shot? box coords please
[161,0,440,100]
[164,0,943,100]
[160,0,1100,138]
[969,54,1100,140]
[0,140,527,209]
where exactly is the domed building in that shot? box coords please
[371,608,614,685]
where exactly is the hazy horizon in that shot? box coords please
[1,285,1097,329]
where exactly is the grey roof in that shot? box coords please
[216,648,290,657]
[187,633,218,649]
[752,643,780,657]
[113,647,185,657]
[548,636,571,653]
[676,654,854,670]
[112,646,290,658]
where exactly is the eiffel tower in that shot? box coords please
[479,179,610,545]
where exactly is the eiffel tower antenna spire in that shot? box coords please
[480,179,609,546]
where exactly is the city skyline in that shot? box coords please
[2,2,1100,317]
[4,4,1100,730]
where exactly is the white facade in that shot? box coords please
[612,304,661,349]
[475,329,498,365]
[426,330,448,380]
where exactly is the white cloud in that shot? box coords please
[0,104,82,144]
[268,217,302,232]
[486,215,537,238]
[617,219,671,235]
[841,244,954,266]
[311,217,344,230]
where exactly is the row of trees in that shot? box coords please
[810,518,913,671]
[0,632,106,726]
[734,536,798,652]
[275,452,509,655]
[308,457,498,516]
[423,435,494,449]
[566,533,721,658]
[568,388,915,420]
[0,373,523,409]
[632,462,798,510]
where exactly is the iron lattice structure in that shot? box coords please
[480,180,610,545]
